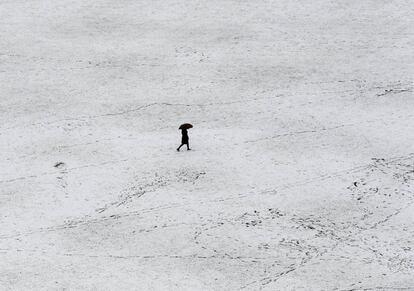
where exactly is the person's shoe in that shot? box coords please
[177,148,180,151]
[187,148,191,151]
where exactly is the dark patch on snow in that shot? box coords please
[54,162,66,168]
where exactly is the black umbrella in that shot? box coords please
[179,123,193,130]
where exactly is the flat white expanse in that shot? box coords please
[1,0,413,290]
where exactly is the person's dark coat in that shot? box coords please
[181,129,189,144]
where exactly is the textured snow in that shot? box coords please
[1,0,413,290]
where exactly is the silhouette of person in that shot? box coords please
[177,128,190,151]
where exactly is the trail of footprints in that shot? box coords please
[96,169,206,213]
[348,157,414,203]
[194,155,414,288]
[2,155,412,288]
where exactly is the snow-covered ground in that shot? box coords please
[1,0,413,290]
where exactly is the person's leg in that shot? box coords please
[187,141,190,150]
[177,144,183,151]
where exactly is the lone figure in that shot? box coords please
[177,123,193,151]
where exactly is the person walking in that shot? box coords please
[177,123,192,151]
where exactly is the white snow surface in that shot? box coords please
[1,0,414,290]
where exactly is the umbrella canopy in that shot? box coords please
[179,123,193,130]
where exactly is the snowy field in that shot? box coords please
[1,0,414,290]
